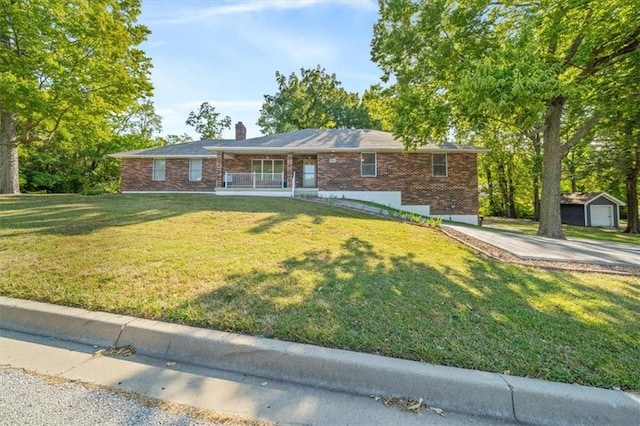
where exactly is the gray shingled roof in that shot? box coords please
[560,192,626,206]
[109,139,222,158]
[110,129,488,158]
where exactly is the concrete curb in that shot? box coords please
[2,296,638,425]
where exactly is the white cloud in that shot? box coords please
[146,0,377,25]
[235,24,339,65]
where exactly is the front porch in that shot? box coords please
[223,172,287,189]
[216,171,317,197]
[214,152,319,195]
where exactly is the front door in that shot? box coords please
[303,160,316,188]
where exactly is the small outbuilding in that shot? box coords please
[560,192,626,228]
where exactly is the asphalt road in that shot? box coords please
[0,367,226,426]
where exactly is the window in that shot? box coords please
[152,159,165,181]
[189,158,203,181]
[361,153,377,177]
[433,153,447,177]
[251,159,284,177]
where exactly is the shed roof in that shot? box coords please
[560,192,626,206]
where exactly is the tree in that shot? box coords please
[362,84,395,132]
[185,102,231,140]
[599,51,640,234]
[623,140,640,234]
[371,0,640,238]
[591,112,640,234]
[0,0,153,194]
[111,98,163,141]
[162,133,192,145]
[257,66,375,134]
[20,98,163,193]
[477,127,534,218]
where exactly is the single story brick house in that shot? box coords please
[110,122,488,224]
[560,192,625,228]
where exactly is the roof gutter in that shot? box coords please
[108,154,218,159]
[203,147,490,154]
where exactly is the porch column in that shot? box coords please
[287,153,293,190]
[216,151,224,187]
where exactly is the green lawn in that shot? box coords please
[483,216,639,244]
[1,194,638,390]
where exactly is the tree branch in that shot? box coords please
[563,34,584,65]
[561,114,600,156]
[582,25,640,76]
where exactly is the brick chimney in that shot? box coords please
[235,121,246,140]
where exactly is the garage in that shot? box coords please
[590,204,614,227]
[560,192,625,228]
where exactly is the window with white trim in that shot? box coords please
[361,153,377,177]
[433,153,447,177]
[152,159,166,181]
[189,158,203,181]
[251,159,284,176]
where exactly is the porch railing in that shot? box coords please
[224,172,285,189]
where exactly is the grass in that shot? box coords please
[1,194,639,391]
[483,216,639,244]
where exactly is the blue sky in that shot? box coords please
[139,0,382,139]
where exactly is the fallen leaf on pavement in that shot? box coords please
[430,407,445,416]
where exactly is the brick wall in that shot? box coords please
[317,152,479,215]
[120,158,217,192]
[120,153,480,215]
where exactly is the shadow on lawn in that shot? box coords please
[0,194,194,236]
[172,236,640,390]
[0,194,357,236]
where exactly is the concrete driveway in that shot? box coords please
[320,198,639,267]
[444,225,640,266]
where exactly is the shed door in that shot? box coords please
[590,205,613,227]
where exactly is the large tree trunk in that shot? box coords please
[0,112,20,194]
[624,144,640,234]
[537,97,566,239]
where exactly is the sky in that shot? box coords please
[139,0,383,140]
